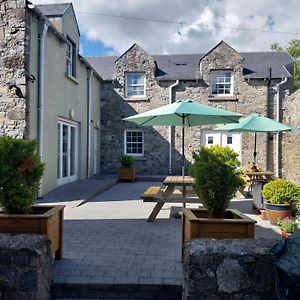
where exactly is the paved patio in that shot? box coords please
[43,179,281,299]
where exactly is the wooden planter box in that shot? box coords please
[182,208,256,258]
[0,205,64,260]
[118,166,136,182]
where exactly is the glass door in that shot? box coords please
[57,120,78,185]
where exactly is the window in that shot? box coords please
[227,136,233,144]
[124,130,144,156]
[66,38,76,77]
[207,136,214,144]
[125,73,145,98]
[211,71,233,96]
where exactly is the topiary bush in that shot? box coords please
[261,179,300,205]
[189,145,244,218]
[0,137,44,214]
[120,155,135,167]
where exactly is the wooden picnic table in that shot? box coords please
[142,176,200,222]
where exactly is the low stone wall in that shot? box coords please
[0,233,53,300]
[183,238,277,300]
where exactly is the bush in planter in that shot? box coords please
[120,154,135,167]
[189,145,244,218]
[0,137,44,214]
[261,179,300,205]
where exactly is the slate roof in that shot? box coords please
[86,51,293,81]
[36,3,72,17]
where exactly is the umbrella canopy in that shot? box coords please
[124,99,242,126]
[124,99,242,175]
[216,114,298,163]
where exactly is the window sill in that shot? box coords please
[208,96,238,101]
[132,156,146,161]
[124,97,149,102]
[65,73,79,84]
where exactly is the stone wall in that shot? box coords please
[0,0,28,138]
[282,89,300,183]
[183,238,277,300]
[100,42,292,175]
[0,233,53,300]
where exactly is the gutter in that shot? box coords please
[168,80,179,174]
[86,69,93,178]
[275,77,288,178]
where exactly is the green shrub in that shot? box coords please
[277,217,299,233]
[261,179,300,205]
[120,155,135,167]
[0,137,44,214]
[189,145,244,218]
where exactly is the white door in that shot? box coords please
[57,120,78,185]
[201,130,241,157]
[93,128,98,175]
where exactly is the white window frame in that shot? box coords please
[66,38,76,78]
[211,70,233,96]
[124,130,144,156]
[125,72,146,98]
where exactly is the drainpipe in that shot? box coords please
[275,77,287,178]
[168,80,179,174]
[86,69,93,178]
[37,20,48,161]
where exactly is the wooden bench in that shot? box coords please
[142,185,202,222]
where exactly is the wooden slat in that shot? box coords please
[142,186,161,198]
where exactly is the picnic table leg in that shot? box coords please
[147,202,164,222]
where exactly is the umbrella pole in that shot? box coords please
[182,117,186,208]
[254,132,257,165]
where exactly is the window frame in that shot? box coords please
[66,37,76,78]
[125,72,146,98]
[124,130,144,156]
[211,70,233,96]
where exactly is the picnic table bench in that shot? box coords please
[142,176,201,222]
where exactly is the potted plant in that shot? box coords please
[183,145,256,243]
[118,154,136,182]
[0,136,64,259]
[277,217,299,239]
[261,179,300,225]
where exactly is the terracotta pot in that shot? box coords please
[281,229,291,239]
[265,202,290,225]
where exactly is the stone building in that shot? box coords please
[0,1,102,194]
[87,42,295,176]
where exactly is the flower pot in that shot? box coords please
[0,205,64,259]
[265,202,290,225]
[281,229,291,239]
[118,166,136,182]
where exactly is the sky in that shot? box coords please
[32,0,300,57]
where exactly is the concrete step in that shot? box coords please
[52,283,182,299]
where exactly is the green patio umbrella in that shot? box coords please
[216,114,298,164]
[124,99,242,175]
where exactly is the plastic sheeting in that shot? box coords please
[271,230,300,300]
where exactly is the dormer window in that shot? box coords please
[66,38,76,78]
[211,71,233,96]
[125,73,145,98]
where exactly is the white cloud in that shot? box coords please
[32,0,300,55]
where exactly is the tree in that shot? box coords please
[271,39,300,89]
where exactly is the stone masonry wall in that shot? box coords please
[100,42,292,175]
[183,238,277,300]
[282,89,300,183]
[0,0,28,138]
[0,233,53,300]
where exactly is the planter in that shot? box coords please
[182,208,256,258]
[265,202,290,225]
[0,205,64,260]
[118,166,136,182]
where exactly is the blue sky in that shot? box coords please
[33,0,300,56]
[79,34,114,56]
